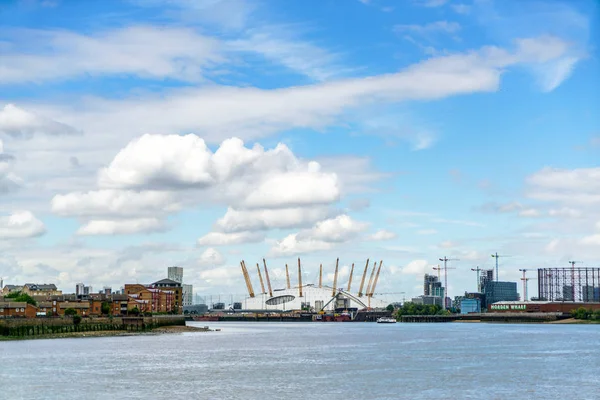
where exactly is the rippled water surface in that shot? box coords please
[1,322,598,399]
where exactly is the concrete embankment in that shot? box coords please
[400,312,567,323]
[0,315,188,340]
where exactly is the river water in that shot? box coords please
[1,321,598,400]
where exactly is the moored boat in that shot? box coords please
[376,317,397,323]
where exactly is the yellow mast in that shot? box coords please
[319,264,323,288]
[298,257,303,297]
[358,258,369,297]
[365,261,376,298]
[256,263,265,294]
[240,261,254,298]
[347,263,354,292]
[285,264,291,289]
[332,258,339,297]
[369,260,383,296]
[263,258,273,297]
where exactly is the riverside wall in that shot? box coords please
[0,315,185,338]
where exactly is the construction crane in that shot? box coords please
[439,256,459,309]
[262,258,273,297]
[256,263,266,294]
[518,269,537,302]
[285,264,291,289]
[365,260,377,298]
[240,261,254,298]
[298,258,303,297]
[568,261,583,301]
[491,252,511,282]
[347,263,355,292]
[358,259,369,297]
[432,265,441,280]
[471,266,482,292]
[332,258,339,297]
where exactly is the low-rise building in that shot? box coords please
[1,285,23,295]
[22,283,63,297]
[0,302,38,318]
[124,284,175,313]
[488,301,600,313]
[460,298,481,314]
[57,301,90,316]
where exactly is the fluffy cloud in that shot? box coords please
[77,218,166,235]
[299,215,369,243]
[270,215,369,256]
[54,134,348,236]
[197,231,265,246]
[51,190,179,218]
[367,229,397,241]
[198,247,226,267]
[0,211,46,239]
[402,259,430,275]
[215,207,332,233]
[0,104,79,138]
[269,234,334,257]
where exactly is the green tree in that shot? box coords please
[386,304,395,312]
[129,307,140,316]
[101,302,111,315]
[64,308,78,316]
[73,315,82,325]
[5,291,37,306]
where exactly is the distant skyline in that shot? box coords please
[0,0,599,302]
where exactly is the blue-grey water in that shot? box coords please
[1,322,598,400]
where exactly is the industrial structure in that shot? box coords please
[238,258,388,312]
[537,267,600,302]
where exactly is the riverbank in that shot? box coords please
[0,324,212,341]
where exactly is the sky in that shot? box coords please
[0,0,599,303]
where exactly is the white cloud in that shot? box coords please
[402,259,429,275]
[269,233,333,257]
[395,21,461,35]
[581,234,600,246]
[197,231,265,246]
[198,247,225,267]
[215,207,332,232]
[0,26,223,84]
[243,169,339,209]
[77,218,166,235]
[299,215,369,243]
[417,229,437,235]
[228,28,342,81]
[55,134,349,236]
[0,211,45,239]
[0,104,80,138]
[270,215,368,256]
[368,230,397,241]
[519,208,541,218]
[0,140,22,194]
[51,190,179,218]
[527,167,600,205]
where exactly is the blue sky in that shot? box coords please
[0,0,599,302]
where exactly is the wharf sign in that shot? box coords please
[490,304,526,311]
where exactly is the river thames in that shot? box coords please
[1,322,598,399]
